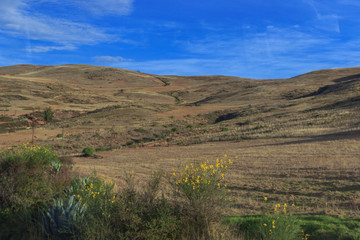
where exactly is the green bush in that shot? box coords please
[82,147,95,157]
[0,145,72,239]
[44,107,54,122]
[169,156,233,239]
[0,160,56,208]
[100,171,182,240]
[56,133,63,138]
[221,127,229,132]
[230,203,308,240]
[1,144,59,167]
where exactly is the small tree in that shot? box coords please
[44,107,54,122]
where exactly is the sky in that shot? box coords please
[0,0,359,79]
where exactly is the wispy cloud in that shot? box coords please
[111,25,360,78]
[93,56,133,64]
[26,44,76,53]
[302,0,341,33]
[74,0,134,16]
[338,0,360,6]
[0,0,130,48]
[183,26,329,58]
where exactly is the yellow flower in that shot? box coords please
[264,196,268,201]
[263,223,267,227]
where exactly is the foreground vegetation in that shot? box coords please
[0,145,359,239]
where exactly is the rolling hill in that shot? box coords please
[0,64,359,152]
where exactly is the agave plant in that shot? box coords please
[67,176,90,194]
[50,160,62,174]
[40,195,87,239]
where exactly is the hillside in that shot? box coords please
[0,64,360,151]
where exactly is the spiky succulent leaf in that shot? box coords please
[40,195,87,238]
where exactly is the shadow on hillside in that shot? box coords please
[253,129,360,147]
[333,73,360,83]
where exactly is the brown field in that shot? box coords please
[1,64,359,217]
[73,137,360,216]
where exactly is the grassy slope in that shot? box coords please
[1,63,360,155]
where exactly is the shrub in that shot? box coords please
[221,127,229,132]
[82,147,94,157]
[68,176,115,213]
[0,145,72,239]
[101,171,182,240]
[43,107,54,122]
[259,203,304,240]
[0,144,61,173]
[231,203,308,240]
[56,133,63,138]
[169,155,233,239]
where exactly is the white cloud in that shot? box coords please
[26,44,76,53]
[303,0,341,32]
[338,0,360,6]
[183,27,328,59]
[75,0,134,16]
[93,56,133,64]
[0,0,124,47]
[110,26,360,79]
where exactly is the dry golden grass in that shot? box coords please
[72,136,360,217]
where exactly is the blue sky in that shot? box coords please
[0,0,359,79]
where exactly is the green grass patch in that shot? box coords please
[226,214,360,240]
[95,147,106,152]
[300,215,360,240]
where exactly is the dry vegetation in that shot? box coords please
[1,64,359,219]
